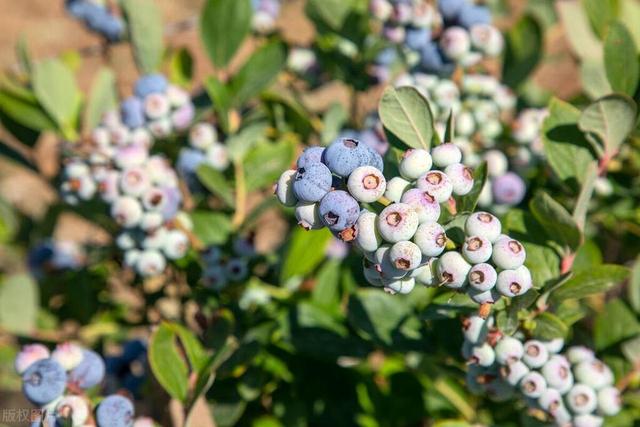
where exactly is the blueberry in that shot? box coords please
[436,251,471,289]
[322,138,375,177]
[419,41,452,75]
[445,163,474,196]
[566,346,596,365]
[377,203,420,242]
[492,236,526,270]
[573,359,614,390]
[541,355,574,394]
[347,166,387,203]
[384,177,411,202]
[492,172,526,206]
[572,414,604,427]
[544,338,565,354]
[297,146,325,169]
[383,276,416,295]
[467,262,497,291]
[439,27,471,61]
[15,344,50,374]
[52,342,84,370]
[389,241,422,270]
[462,236,492,264]
[363,261,384,287]
[293,163,333,203]
[136,250,166,277]
[399,149,433,180]
[567,383,598,415]
[416,170,453,203]
[190,122,217,149]
[519,371,547,398]
[400,189,441,223]
[499,360,529,386]
[375,47,398,66]
[295,202,323,230]
[96,395,135,427]
[405,28,431,51]
[537,387,564,413]
[318,190,360,233]
[496,267,531,298]
[597,386,621,416]
[355,210,383,252]
[162,230,189,260]
[68,350,105,389]
[483,149,508,177]
[470,343,495,367]
[412,260,437,286]
[120,97,145,129]
[438,0,466,20]
[22,359,67,406]
[374,245,409,280]
[225,258,249,282]
[55,395,90,426]
[468,287,501,304]
[413,221,447,257]
[431,143,462,167]
[462,314,493,344]
[495,336,524,365]
[521,340,549,369]
[134,74,169,98]
[465,212,502,243]
[458,5,492,29]
[486,379,515,402]
[470,24,504,56]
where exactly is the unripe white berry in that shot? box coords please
[465,212,502,243]
[431,143,463,168]
[399,149,432,180]
[436,251,471,289]
[295,202,323,230]
[377,203,419,243]
[413,221,447,257]
[416,170,453,203]
[276,170,298,207]
[355,210,383,252]
[384,177,411,202]
[347,166,387,203]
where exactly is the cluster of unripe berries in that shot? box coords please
[177,122,231,192]
[252,0,281,34]
[15,342,152,427]
[370,0,503,79]
[119,74,195,138]
[60,105,190,277]
[66,0,125,42]
[200,237,258,291]
[462,316,621,426]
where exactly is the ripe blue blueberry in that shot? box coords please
[96,395,135,427]
[120,97,145,129]
[68,350,106,389]
[492,172,526,206]
[458,5,492,29]
[293,163,333,203]
[297,146,325,169]
[21,358,67,406]
[438,0,466,20]
[322,138,379,177]
[405,28,431,51]
[134,74,169,98]
[318,190,360,233]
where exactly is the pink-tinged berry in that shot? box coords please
[465,212,501,243]
[389,241,422,270]
[15,344,50,374]
[119,167,151,197]
[111,196,143,228]
[401,189,441,223]
[52,342,84,370]
[416,170,453,203]
[377,203,419,243]
[492,236,526,270]
[462,235,492,264]
[347,166,387,203]
[467,263,497,291]
[413,221,446,257]
[440,27,471,60]
[445,163,474,196]
[190,122,217,150]
[136,250,166,277]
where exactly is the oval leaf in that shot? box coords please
[604,21,639,96]
[578,94,637,157]
[122,0,164,74]
[32,59,81,132]
[148,323,190,402]
[549,264,630,304]
[378,86,434,150]
[200,0,252,69]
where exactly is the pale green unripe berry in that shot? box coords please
[295,202,323,230]
[276,169,298,207]
[436,251,471,289]
[385,177,411,202]
[355,210,383,252]
[399,149,432,180]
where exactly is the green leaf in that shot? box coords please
[378,86,434,150]
[572,162,598,230]
[226,123,268,162]
[243,139,296,192]
[16,35,32,74]
[620,0,640,47]
[628,257,640,314]
[321,103,348,145]
[305,0,353,30]
[148,323,189,402]
[281,227,332,281]
[532,312,568,340]
[455,162,487,214]
[0,197,18,243]
[594,300,640,350]
[311,260,342,312]
[32,59,81,133]
[204,76,232,134]
[549,264,630,304]
[604,21,639,96]
[0,89,57,131]
[583,0,619,39]
[530,192,582,252]
[621,335,640,364]
[84,68,117,131]
[200,0,252,68]
[578,94,637,158]
[170,323,209,372]
[190,211,232,246]
[580,59,613,100]
[502,14,543,89]
[122,0,164,73]
[557,1,603,61]
[348,289,411,345]
[169,48,194,88]
[0,274,38,334]
[196,165,235,207]
[230,41,286,107]
[542,98,596,185]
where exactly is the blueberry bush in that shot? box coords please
[1,0,640,426]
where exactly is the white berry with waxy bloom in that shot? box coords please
[55,395,90,427]
[389,241,422,270]
[375,245,409,280]
[400,188,441,223]
[597,386,622,416]
[136,250,166,277]
[416,170,453,203]
[467,263,497,291]
[355,210,383,252]
[465,211,501,243]
[347,166,387,203]
[413,221,447,257]
[377,203,419,243]
[399,149,432,180]
[495,336,524,365]
[496,268,531,298]
[519,371,547,398]
[412,261,437,286]
[462,315,493,344]
[445,163,474,195]
[295,202,323,230]
[492,236,526,270]
[500,360,529,386]
[567,383,598,415]
[111,196,143,228]
[436,251,471,289]
[468,287,501,304]
[384,177,411,202]
[276,170,298,207]
[573,414,604,427]
[541,355,574,394]
[522,340,549,369]
[163,230,189,260]
[431,143,463,168]
[52,342,84,371]
[462,235,492,264]
[383,276,416,295]
[573,359,614,390]
[566,346,596,365]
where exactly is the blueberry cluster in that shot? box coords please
[338,114,390,157]
[60,111,190,277]
[120,74,195,138]
[200,236,257,291]
[252,0,281,34]
[15,342,151,427]
[462,316,622,426]
[478,150,527,209]
[104,339,149,399]
[177,122,231,192]
[370,0,503,78]
[437,211,530,303]
[66,0,125,41]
